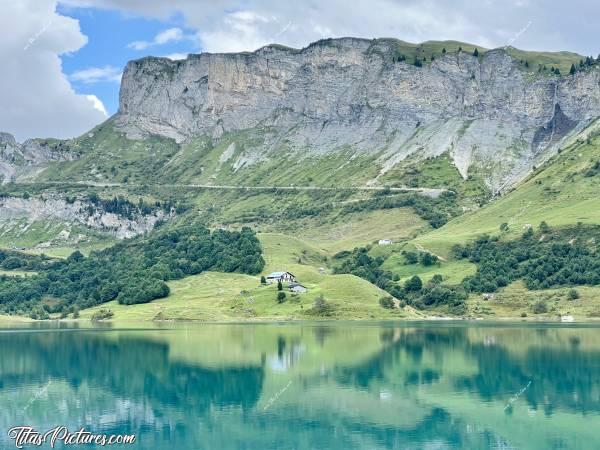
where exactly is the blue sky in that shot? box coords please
[58,6,198,114]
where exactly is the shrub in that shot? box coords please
[532,301,548,314]
[379,296,395,309]
[277,281,283,291]
[260,276,267,284]
[568,289,580,300]
[29,307,49,320]
[91,309,114,321]
[405,276,423,292]
[277,292,287,303]
[420,252,438,266]
[309,294,334,316]
[2,257,22,270]
[431,274,444,284]
[403,251,419,264]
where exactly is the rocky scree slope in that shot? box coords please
[115,38,600,193]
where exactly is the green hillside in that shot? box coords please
[1,38,599,322]
[415,119,600,257]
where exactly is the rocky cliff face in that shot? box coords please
[0,194,170,249]
[113,38,600,191]
[0,132,74,184]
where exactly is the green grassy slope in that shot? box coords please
[375,38,586,74]
[81,233,421,322]
[414,122,600,257]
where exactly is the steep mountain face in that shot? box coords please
[115,38,600,192]
[0,132,74,183]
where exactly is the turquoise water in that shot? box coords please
[0,322,599,449]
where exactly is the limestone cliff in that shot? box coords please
[115,38,600,192]
[0,132,75,184]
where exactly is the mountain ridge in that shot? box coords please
[113,37,600,193]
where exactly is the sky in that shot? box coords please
[3,0,600,141]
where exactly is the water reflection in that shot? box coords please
[0,323,598,449]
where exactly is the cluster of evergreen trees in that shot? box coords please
[333,247,466,313]
[0,225,264,317]
[82,193,184,219]
[334,223,600,314]
[455,224,600,292]
[569,55,600,75]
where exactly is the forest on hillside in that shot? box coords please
[0,225,264,318]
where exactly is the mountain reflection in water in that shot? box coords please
[0,322,598,449]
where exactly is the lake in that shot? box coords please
[0,322,599,449]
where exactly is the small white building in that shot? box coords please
[378,239,393,246]
[289,283,307,293]
[266,271,296,284]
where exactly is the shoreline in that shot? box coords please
[2,315,600,327]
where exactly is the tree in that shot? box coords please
[539,221,550,233]
[458,46,463,52]
[260,275,267,284]
[420,252,438,266]
[499,222,510,233]
[405,275,423,292]
[473,48,479,57]
[431,274,444,284]
[91,308,114,321]
[414,57,422,67]
[277,292,286,303]
[522,227,534,239]
[312,294,332,315]
[277,280,283,291]
[403,251,419,264]
[73,306,80,319]
[532,301,548,314]
[568,289,580,300]
[570,64,577,75]
[379,296,395,309]
[442,48,447,54]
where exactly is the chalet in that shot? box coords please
[378,239,393,246]
[289,283,307,293]
[266,271,296,284]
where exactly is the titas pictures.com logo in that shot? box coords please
[8,426,136,448]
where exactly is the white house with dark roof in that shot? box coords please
[266,271,296,284]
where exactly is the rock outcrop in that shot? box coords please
[0,194,170,249]
[0,133,75,184]
[115,38,600,192]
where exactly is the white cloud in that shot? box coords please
[61,0,600,56]
[70,65,122,84]
[163,53,188,60]
[0,0,106,141]
[86,94,108,115]
[128,27,188,50]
